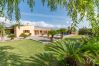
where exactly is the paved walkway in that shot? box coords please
[0,35,76,43]
[24,35,75,44]
[28,36,51,44]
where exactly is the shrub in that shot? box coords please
[8,34,16,40]
[48,30,57,42]
[57,28,67,39]
[19,33,31,38]
[67,26,77,34]
[79,28,93,36]
[5,30,11,35]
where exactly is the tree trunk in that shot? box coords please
[61,33,64,39]
[63,57,77,66]
[83,62,93,66]
[50,35,54,42]
[1,30,5,41]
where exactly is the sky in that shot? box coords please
[18,0,73,28]
[0,0,90,28]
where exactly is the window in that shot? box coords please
[23,30,30,33]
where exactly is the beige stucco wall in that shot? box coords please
[15,25,51,37]
[34,29,49,36]
[15,25,35,37]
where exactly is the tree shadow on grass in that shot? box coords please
[0,46,26,66]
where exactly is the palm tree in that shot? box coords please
[29,53,59,66]
[30,38,99,66]
[48,30,57,42]
[58,28,67,39]
[45,39,99,66]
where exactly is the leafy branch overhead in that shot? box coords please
[0,0,35,22]
[1,0,99,33]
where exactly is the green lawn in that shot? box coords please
[65,35,87,38]
[64,35,88,40]
[0,40,44,58]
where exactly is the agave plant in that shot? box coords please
[29,52,60,66]
[28,36,99,66]
[45,39,99,66]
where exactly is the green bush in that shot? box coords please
[67,26,77,34]
[19,33,31,38]
[8,34,16,40]
[79,28,93,36]
[5,30,11,35]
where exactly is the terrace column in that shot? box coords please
[38,30,41,36]
[40,30,42,36]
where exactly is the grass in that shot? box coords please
[65,35,87,38]
[0,39,44,58]
[64,35,88,40]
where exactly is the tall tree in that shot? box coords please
[44,0,99,36]
[1,0,99,33]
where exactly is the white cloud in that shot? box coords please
[0,17,9,23]
[0,17,91,29]
[0,17,69,28]
[0,17,5,22]
[20,20,91,29]
[0,17,13,26]
[20,20,68,28]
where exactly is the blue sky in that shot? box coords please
[0,0,89,28]
[19,0,72,26]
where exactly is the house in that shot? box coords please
[6,24,51,38]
